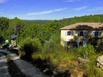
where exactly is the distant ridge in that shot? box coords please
[59,14,103,26]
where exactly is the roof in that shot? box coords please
[60,23,103,30]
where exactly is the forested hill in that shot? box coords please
[19,14,103,25]
[0,14,103,45]
[22,20,51,24]
[59,14,103,26]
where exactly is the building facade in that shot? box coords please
[60,23,103,48]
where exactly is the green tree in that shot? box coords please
[0,17,9,30]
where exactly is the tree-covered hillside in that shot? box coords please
[23,20,51,25]
[0,14,103,43]
[60,14,103,26]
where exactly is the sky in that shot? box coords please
[0,0,103,20]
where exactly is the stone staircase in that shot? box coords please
[0,49,49,77]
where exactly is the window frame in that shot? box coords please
[92,31,101,37]
[78,31,84,36]
[67,31,73,36]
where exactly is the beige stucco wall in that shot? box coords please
[101,31,103,37]
[61,30,75,47]
[61,30,103,47]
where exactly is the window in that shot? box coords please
[83,31,88,36]
[67,31,73,35]
[78,31,84,36]
[92,31,101,37]
[67,41,70,45]
[95,32,99,37]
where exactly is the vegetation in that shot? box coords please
[0,14,103,77]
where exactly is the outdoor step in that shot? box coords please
[13,59,49,77]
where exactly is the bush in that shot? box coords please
[20,37,42,61]
[42,34,60,52]
[84,60,103,77]
[76,45,96,58]
[97,42,103,52]
[0,35,5,45]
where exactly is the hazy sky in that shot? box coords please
[0,0,103,20]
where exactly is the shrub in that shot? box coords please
[77,45,96,58]
[20,37,42,61]
[97,42,103,52]
[42,34,60,52]
[84,60,103,77]
[0,35,5,45]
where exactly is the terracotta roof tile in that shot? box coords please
[60,23,103,30]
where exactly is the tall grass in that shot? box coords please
[20,36,103,76]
